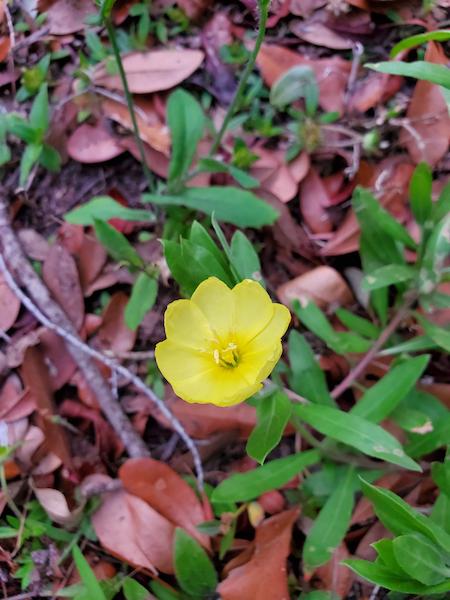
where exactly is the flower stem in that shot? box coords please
[104,18,155,192]
[208,0,270,157]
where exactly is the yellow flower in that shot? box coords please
[155,277,291,407]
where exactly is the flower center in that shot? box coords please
[213,342,240,369]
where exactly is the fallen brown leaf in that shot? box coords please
[119,457,210,549]
[290,20,354,50]
[313,544,353,599]
[218,508,299,600]
[97,292,136,354]
[33,487,83,527]
[299,167,333,234]
[38,0,95,34]
[93,49,204,93]
[0,272,21,332]
[67,122,125,164]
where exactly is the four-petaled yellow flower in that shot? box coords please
[155,277,291,407]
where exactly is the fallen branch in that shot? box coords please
[0,202,204,489]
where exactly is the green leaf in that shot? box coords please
[100,0,117,20]
[246,391,292,464]
[270,65,319,116]
[335,308,380,340]
[6,114,39,144]
[93,219,144,268]
[167,89,204,187]
[360,479,450,553]
[293,405,421,471]
[124,273,158,331]
[230,230,262,282]
[433,182,450,223]
[188,221,228,269]
[149,581,180,600]
[353,186,416,251]
[367,61,450,89]
[303,467,355,571]
[406,413,450,458]
[288,331,335,406]
[173,529,217,597]
[432,494,450,535]
[344,559,450,594]
[29,83,49,134]
[300,592,339,600]
[122,578,151,600]
[372,538,408,574]
[409,162,432,225]
[39,144,61,172]
[432,456,450,496]
[350,355,430,422]
[197,158,259,189]
[393,533,450,585]
[144,186,279,228]
[19,143,42,186]
[72,545,107,600]
[65,196,154,225]
[0,142,11,166]
[211,450,321,503]
[416,314,450,353]
[420,213,450,288]
[163,238,234,296]
[362,264,416,291]
[379,335,437,356]
[292,301,372,354]
[390,30,450,58]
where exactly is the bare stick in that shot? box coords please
[0,204,204,488]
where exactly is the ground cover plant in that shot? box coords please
[0,0,449,598]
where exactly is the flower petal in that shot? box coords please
[191,277,234,343]
[240,343,283,382]
[232,280,274,345]
[155,340,213,383]
[243,303,291,352]
[173,366,262,407]
[164,299,215,350]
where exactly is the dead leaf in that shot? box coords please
[290,20,354,50]
[40,0,96,34]
[119,457,210,549]
[92,488,175,574]
[93,49,204,94]
[33,487,83,527]
[42,243,84,330]
[21,346,73,469]
[121,137,169,179]
[313,544,353,599]
[256,44,350,114]
[67,122,125,164]
[18,229,51,261]
[277,266,353,309]
[251,148,299,204]
[349,71,403,113]
[401,42,450,165]
[73,233,108,293]
[101,97,170,155]
[218,509,299,600]
[299,168,333,233]
[97,292,136,353]
[39,329,77,391]
[0,272,21,332]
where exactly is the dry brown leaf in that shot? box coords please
[18,229,51,261]
[313,544,353,599]
[349,71,403,113]
[67,122,125,164]
[218,508,299,600]
[121,137,170,178]
[119,457,210,549]
[256,44,350,114]
[92,488,175,574]
[39,329,77,391]
[0,272,21,332]
[33,487,83,527]
[401,42,450,166]
[290,20,354,50]
[277,266,353,309]
[93,49,204,93]
[40,0,96,34]
[299,167,333,234]
[74,233,108,293]
[97,292,136,353]
[101,98,170,155]
[42,243,84,330]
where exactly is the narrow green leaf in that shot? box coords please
[303,467,355,571]
[167,89,204,186]
[351,355,430,422]
[144,186,279,228]
[124,273,158,331]
[367,61,450,89]
[432,494,450,534]
[123,578,152,600]
[230,230,262,282]
[406,413,450,458]
[19,143,42,186]
[293,405,421,471]
[6,115,39,144]
[409,162,432,225]
[93,219,144,268]
[246,391,292,464]
[335,308,380,340]
[173,529,217,597]
[433,182,450,223]
[40,144,61,172]
[416,314,450,353]
[420,213,450,287]
[393,533,450,585]
[72,545,107,600]
[390,30,450,58]
[188,221,228,270]
[211,450,321,503]
[66,196,154,225]
[197,158,259,189]
[270,65,319,115]
[362,264,416,291]
[288,331,335,406]
[29,83,49,134]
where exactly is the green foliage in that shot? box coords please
[390,29,450,57]
[72,545,107,600]
[65,196,155,225]
[270,65,319,116]
[367,61,450,89]
[246,391,292,463]
[173,529,218,597]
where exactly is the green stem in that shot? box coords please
[104,18,155,192]
[208,0,270,157]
